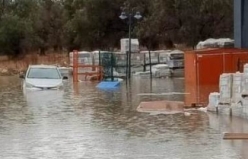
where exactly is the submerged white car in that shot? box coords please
[20,65,68,90]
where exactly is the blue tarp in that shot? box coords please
[96,81,121,89]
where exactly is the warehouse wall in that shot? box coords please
[234,0,248,48]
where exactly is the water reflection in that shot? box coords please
[24,89,64,106]
[208,113,248,159]
[0,76,247,158]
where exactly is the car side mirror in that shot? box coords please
[63,76,68,80]
[19,74,25,79]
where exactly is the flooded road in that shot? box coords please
[0,75,248,158]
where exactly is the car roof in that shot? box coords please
[28,65,58,69]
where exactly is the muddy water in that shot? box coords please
[0,75,247,159]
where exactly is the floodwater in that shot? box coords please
[0,75,248,159]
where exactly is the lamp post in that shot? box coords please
[119,11,142,79]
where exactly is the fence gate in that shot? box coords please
[72,50,103,82]
[100,52,116,81]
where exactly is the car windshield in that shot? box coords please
[27,68,61,79]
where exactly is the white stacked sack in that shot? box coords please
[241,73,248,96]
[244,63,248,74]
[196,38,234,49]
[219,73,232,104]
[207,92,220,111]
[120,38,139,53]
[232,72,243,104]
[240,64,248,107]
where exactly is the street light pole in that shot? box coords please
[119,11,142,79]
[128,13,132,79]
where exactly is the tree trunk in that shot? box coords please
[40,47,46,56]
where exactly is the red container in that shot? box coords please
[184,48,248,107]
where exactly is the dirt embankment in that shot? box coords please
[0,53,69,76]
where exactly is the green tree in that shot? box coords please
[0,0,234,56]
[0,15,28,57]
[33,0,65,54]
[0,0,39,57]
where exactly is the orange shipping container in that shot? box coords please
[184,48,248,107]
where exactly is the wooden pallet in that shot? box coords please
[137,100,184,113]
[223,133,248,140]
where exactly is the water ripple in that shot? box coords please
[0,76,246,158]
